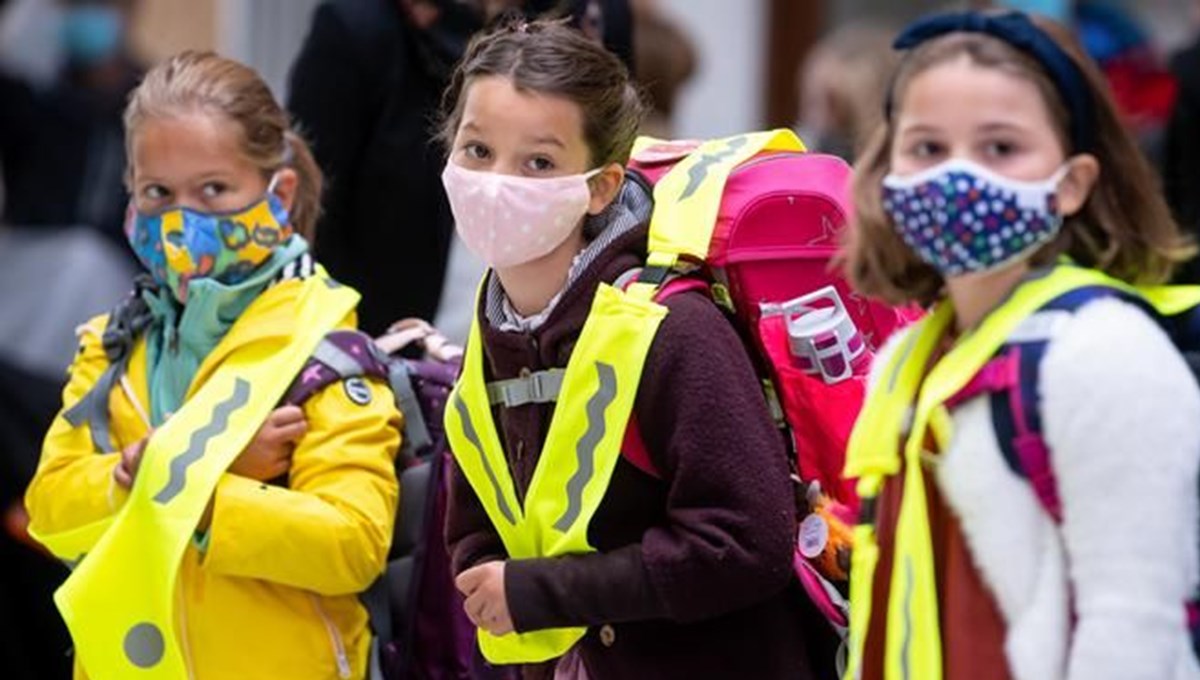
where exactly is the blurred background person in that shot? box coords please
[0,0,142,250]
[794,21,897,159]
[0,0,141,676]
[630,0,696,138]
[1162,0,1200,281]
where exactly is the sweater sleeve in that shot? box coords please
[1041,299,1200,680]
[505,291,798,631]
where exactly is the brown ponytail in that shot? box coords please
[125,51,324,241]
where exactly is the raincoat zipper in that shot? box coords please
[311,594,353,679]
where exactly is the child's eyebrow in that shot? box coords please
[194,171,235,182]
[527,135,565,148]
[897,122,941,136]
[977,121,1027,134]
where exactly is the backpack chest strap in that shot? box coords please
[486,369,565,408]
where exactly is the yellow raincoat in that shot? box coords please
[26,276,402,680]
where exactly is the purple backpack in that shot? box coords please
[283,322,516,680]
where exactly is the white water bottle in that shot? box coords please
[766,286,867,385]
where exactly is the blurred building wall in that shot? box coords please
[657,0,768,138]
[130,0,218,61]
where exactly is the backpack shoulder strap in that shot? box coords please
[282,329,391,405]
[980,285,1155,523]
[617,273,712,480]
[63,276,159,452]
[286,328,458,463]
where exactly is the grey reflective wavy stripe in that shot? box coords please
[312,339,366,379]
[153,378,252,505]
[679,135,749,200]
[553,362,618,533]
[453,396,516,524]
[486,369,565,408]
[899,555,915,680]
[63,357,126,452]
[388,362,432,459]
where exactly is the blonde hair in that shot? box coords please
[124,51,323,241]
[845,20,1194,306]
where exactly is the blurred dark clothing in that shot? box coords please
[0,356,71,680]
[0,59,139,250]
[0,223,137,680]
[288,0,457,336]
[287,0,633,336]
[1165,38,1200,283]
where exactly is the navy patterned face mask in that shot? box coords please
[882,159,1070,277]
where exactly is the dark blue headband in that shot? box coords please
[885,11,1095,153]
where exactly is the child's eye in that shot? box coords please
[201,182,228,198]
[143,184,170,201]
[911,141,944,158]
[526,156,556,173]
[463,143,491,161]
[983,140,1018,158]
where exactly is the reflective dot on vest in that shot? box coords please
[124,622,165,668]
[520,223,532,234]
[599,624,616,647]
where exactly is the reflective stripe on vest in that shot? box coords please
[841,264,1200,680]
[31,272,358,680]
[445,281,668,664]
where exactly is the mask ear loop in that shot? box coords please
[1045,162,1075,218]
[267,138,295,196]
[1048,162,1072,188]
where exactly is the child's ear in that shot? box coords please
[1057,154,1100,218]
[273,168,301,215]
[587,163,626,216]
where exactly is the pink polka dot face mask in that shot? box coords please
[442,162,600,269]
[882,158,1070,277]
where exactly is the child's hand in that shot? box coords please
[456,561,513,636]
[229,406,307,481]
[114,437,150,489]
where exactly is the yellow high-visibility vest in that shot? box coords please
[30,271,358,680]
[445,129,806,664]
[841,263,1200,680]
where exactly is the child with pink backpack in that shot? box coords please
[436,19,911,680]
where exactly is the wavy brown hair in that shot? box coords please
[124,51,324,241]
[844,19,1194,307]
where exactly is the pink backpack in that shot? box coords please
[625,132,919,640]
